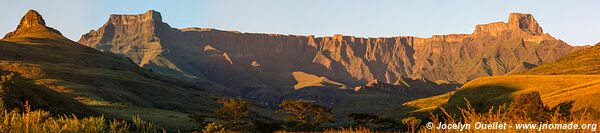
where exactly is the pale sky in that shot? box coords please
[1,0,599,46]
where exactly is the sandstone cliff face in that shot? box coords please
[79,11,581,109]
[79,10,175,67]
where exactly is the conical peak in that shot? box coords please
[3,9,63,39]
[508,13,543,35]
[18,10,47,28]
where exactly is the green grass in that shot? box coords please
[0,26,219,130]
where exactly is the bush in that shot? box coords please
[509,91,549,121]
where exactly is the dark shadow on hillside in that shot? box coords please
[444,84,519,114]
[1,72,99,116]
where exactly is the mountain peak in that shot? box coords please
[473,13,544,37]
[508,13,543,35]
[20,10,46,27]
[145,10,162,22]
[3,9,62,39]
[108,10,163,24]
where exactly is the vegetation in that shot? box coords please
[0,72,165,133]
[401,117,421,133]
[278,100,335,131]
[0,103,163,133]
[346,113,378,127]
[417,96,597,132]
[508,91,551,121]
[0,72,14,109]
[446,75,600,115]
[215,98,251,131]
[518,43,600,75]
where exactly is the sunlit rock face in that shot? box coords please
[79,11,581,107]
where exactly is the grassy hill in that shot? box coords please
[383,43,600,119]
[517,43,600,75]
[0,10,221,130]
[446,75,600,113]
[446,44,600,114]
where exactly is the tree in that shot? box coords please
[346,113,378,127]
[278,100,335,131]
[215,98,251,131]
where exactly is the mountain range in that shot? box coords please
[2,9,598,130]
[77,10,583,110]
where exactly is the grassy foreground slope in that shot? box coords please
[0,10,219,129]
[445,44,600,115]
[446,75,600,112]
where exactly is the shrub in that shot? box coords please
[509,91,549,121]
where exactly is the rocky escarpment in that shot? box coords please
[79,11,581,109]
[79,10,176,66]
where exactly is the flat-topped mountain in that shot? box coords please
[79,10,582,110]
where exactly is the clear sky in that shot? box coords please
[1,0,599,45]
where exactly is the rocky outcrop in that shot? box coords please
[354,79,458,97]
[4,10,62,39]
[79,11,582,107]
[79,10,174,66]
